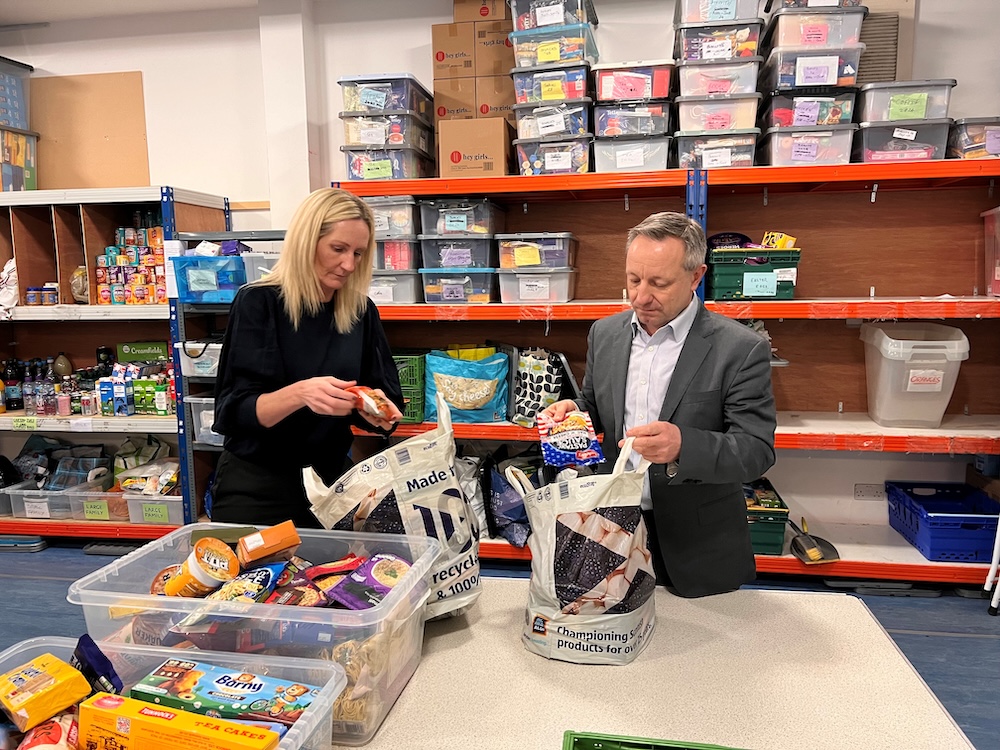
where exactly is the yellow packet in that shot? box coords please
[0,653,91,731]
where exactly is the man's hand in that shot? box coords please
[540,399,578,422]
[355,388,403,432]
[621,421,681,464]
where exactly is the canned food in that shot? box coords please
[97,284,112,305]
[41,288,59,305]
[111,284,126,305]
[162,538,239,597]
[25,287,42,305]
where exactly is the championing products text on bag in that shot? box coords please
[506,437,656,665]
[424,350,509,423]
[304,393,481,619]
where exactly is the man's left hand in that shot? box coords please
[621,421,681,464]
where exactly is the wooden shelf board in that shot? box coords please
[0,413,178,434]
[0,518,177,539]
[10,304,171,321]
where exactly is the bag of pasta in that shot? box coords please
[505,437,656,665]
[304,392,480,619]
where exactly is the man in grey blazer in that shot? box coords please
[544,212,776,598]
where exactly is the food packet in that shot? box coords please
[346,386,394,419]
[237,521,301,568]
[0,654,90,732]
[327,554,412,610]
[69,635,123,695]
[304,555,364,596]
[14,707,77,749]
[206,563,286,604]
[536,410,605,467]
[265,558,330,608]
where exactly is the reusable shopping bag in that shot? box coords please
[424,350,508,423]
[511,348,563,428]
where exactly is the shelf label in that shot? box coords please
[888,92,928,121]
[801,23,829,45]
[519,277,551,300]
[70,418,94,432]
[743,272,778,297]
[441,246,473,266]
[444,213,469,232]
[536,112,567,137]
[795,55,838,86]
[83,501,110,521]
[701,39,733,60]
[792,100,822,126]
[11,417,37,431]
[359,87,388,109]
[791,139,819,162]
[142,503,170,524]
[369,286,394,302]
[705,112,732,130]
[362,160,393,179]
[708,0,737,20]
[985,127,1000,155]
[23,501,50,519]
[544,151,573,172]
[540,80,564,100]
[615,146,646,169]
[906,369,945,392]
[537,41,561,63]
[514,245,542,266]
[702,147,732,168]
[892,127,918,141]
[534,3,565,26]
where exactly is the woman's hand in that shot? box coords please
[296,377,358,417]
[355,388,403,433]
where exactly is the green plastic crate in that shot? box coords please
[708,249,801,301]
[400,388,424,424]
[745,477,789,556]
[563,731,748,749]
[393,352,426,391]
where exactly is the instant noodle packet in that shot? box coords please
[327,553,412,610]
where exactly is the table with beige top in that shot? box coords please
[335,577,974,750]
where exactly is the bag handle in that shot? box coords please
[435,391,453,433]
[503,465,534,499]
[615,436,651,476]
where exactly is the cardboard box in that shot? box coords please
[432,23,476,79]
[438,118,513,178]
[476,75,517,124]
[454,0,510,21]
[475,20,514,77]
[434,78,478,129]
[237,520,302,568]
[967,464,1000,503]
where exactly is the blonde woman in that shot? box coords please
[212,188,403,527]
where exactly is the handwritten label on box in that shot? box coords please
[615,146,646,169]
[24,501,51,519]
[892,127,918,141]
[441,283,468,301]
[544,151,573,172]
[906,369,945,392]
[986,128,1000,155]
[795,56,838,86]
[888,92,928,121]
[514,245,542,266]
[359,88,388,109]
[540,80,565,100]
[791,139,819,162]
[536,112,567,136]
[705,112,732,130]
[519,277,551,300]
[441,247,473,266]
[444,213,470,232]
[83,501,109,521]
[775,268,798,285]
[359,124,388,145]
[701,39,734,60]
[702,147,732,168]
[142,503,171,524]
[373,214,390,232]
[792,100,822,126]
[534,3,565,26]
[537,42,561,63]
[362,160,393,179]
[708,0,738,20]
[743,272,778,297]
[706,79,731,95]
[801,24,829,44]
[369,286,394,302]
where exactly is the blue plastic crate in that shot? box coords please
[170,256,246,303]
[886,481,1000,562]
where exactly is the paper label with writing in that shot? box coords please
[444,213,470,231]
[537,41,561,63]
[536,112,567,136]
[188,268,219,292]
[519,277,551,300]
[708,0,738,20]
[514,245,542,266]
[441,283,468,301]
[906,369,945,392]
[701,39,734,60]
[702,147,732,168]
[888,92,928,121]
[792,99,822,126]
[441,246,473,266]
[743,272,779,297]
[706,79,731,95]
[373,214,390,232]
[984,127,1000,155]
[70,418,94,433]
[791,139,819,162]
[540,80,565,100]
[544,151,573,171]
[23,500,51,519]
[705,112,732,130]
[775,268,798,285]
[359,123,388,145]
[615,146,646,169]
[362,160,393,179]
[11,416,37,431]
[369,286,394,302]
[142,503,171,524]
[801,23,829,44]
[534,3,565,26]
[892,127,918,141]
[359,87,388,109]
[84,501,110,521]
[795,55,838,86]
[808,0,840,6]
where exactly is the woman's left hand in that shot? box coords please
[356,389,403,432]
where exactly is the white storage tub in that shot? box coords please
[126,492,185,525]
[859,322,969,428]
[674,0,761,23]
[594,135,672,172]
[760,44,865,90]
[419,198,504,235]
[242,252,279,282]
[368,269,423,304]
[674,18,764,62]
[854,119,952,163]
[419,235,496,268]
[676,93,761,131]
[676,128,759,169]
[758,124,857,166]
[858,80,957,122]
[364,195,420,238]
[499,267,577,303]
[185,395,223,446]
[0,479,34,516]
[10,476,115,521]
[762,6,868,49]
[948,118,1000,160]
[340,109,433,152]
[174,341,222,377]
[595,100,671,137]
[419,268,498,303]
[592,60,674,102]
[676,56,762,96]
[514,98,591,139]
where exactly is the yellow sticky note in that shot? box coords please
[540,80,564,100]
[537,41,561,63]
[514,244,542,266]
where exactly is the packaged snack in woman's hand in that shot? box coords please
[346,386,394,419]
[537,410,605,467]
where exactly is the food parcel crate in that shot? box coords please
[563,731,748,750]
[708,248,801,300]
[744,477,789,556]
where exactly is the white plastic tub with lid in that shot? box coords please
[594,135,672,172]
[858,80,957,122]
[859,322,969,428]
[498,267,577,303]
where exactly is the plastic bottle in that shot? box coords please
[3,359,23,411]
[70,376,82,415]
[23,372,35,416]
[53,352,73,377]
[57,377,72,416]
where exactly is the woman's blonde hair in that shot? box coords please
[257,188,375,333]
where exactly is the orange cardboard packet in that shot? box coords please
[237,520,301,568]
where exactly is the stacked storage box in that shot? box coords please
[509,0,598,175]
[338,74,436,180]
[418,198,503,303]
[0,55,39,191]
[707,230,802,301]
[757,4,867,166]
[394,351,427,423]
[365,195,424,303]
[495,232,579,302]
[672,1,765,168]
[592,61,674,172]
[855,79,956,163]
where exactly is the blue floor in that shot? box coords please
[2,547,998,748]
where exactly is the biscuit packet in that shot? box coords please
[69,635,123,696]
[264,557,331,608]
[0,654,90,732]
[327,553,412,610]
[536,410,605,467]
[303,555,364,597]
[14,707,77,749]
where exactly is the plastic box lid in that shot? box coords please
[858,79,957,92]
[676,55,763,68]
[953,117,1000,126]
[496,232,578,240]
[674,127,761,137]
[675,92,763,103]
[513,97,592,112]
[364,195,417,205]
[498,266,575,274]
[336,72,432,95]
[377,234,418,241]
[339,108,433,126]
[418,234,495,240]
[596,133,673,143]
[858,118,953,129]
[859,322,970,361]
[513,133,595,146]
[509,21,598,42]
[766,42,866,57]
[373,269,419,276]
[761,6,870,45]
[418,267,499,273]
[184,396,216,405]
[591,59,674,71]
[340,144,433,157]
[418,197,500,208]
[762,123,858,137]
[676,17,764,28]
[509,60,592,75]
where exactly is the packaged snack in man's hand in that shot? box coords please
[537,410,605,467]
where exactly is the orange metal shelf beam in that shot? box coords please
[705,161,1000,187]
[0,519,178,540]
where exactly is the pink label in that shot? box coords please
[706,79,730,95]
[801,23,829,44]
[986,129,1000,155]
[705,112,732,130]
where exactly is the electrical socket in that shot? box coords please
[854,483,886,501]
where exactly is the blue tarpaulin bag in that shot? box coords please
[424,350,509,423]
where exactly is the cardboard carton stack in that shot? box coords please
[433,0,516,177]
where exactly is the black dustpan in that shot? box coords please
[788,517,840,565]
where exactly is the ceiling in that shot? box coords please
[0,0,258,25]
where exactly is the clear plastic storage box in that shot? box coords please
[983,206,1000,297]
[674,0,761,23]
[242,252,279,282]
[419,235,497,268]
[674,19,764,62]
[594,134,672,172]
[67,523,441,746]
[949,118,1000,160]
[497,232,579,269]
[676,56,762,96]
[186,396,223,446]
[174,341,222,377]
[376,237,420,270]
[511,0,592,29]
[512,62,590,104]
[365,195,420,238]
[510,22,599,68]
[170,256,246,304]
[126,492,184,525]
[676,128,759,168]
[761,87,857,127]
[341,145,434,181]
[858,80,957,122]
[340,110,433,152]
[514,133,593,174]
[0,56,31,130]
[10,476,115,521]
[758,124,857,165]
[419,199,504,235]
[761,44,865,91]
[514,98,591,139]
[0,479,33,516]
[859,322,969,429]
[777,0,863,6]
[368,269,423,304]
[854,119,952,162]
[338,73,432,118]
[419,268,498,303]
[592,60,674,102]
[676,92,761,131]
[498,267,577,303]
[69,484,128,523]
[762,6,867,48]
[595,101,670,137]
[0,636,347,750]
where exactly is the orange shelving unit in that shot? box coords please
[0,518,178,540]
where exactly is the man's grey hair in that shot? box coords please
[626,212,707,271]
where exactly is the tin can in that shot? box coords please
[81,391,94,416]
[41,288,59,305]
[162,538,239,597]
[96,284,112,305]
[25,287,42,305]
[111,284,126,305]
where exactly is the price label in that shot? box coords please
[362,160,393,179]
[702,147,732,168]
[536,112,567,136]
[795,56,838,86]
[615,146,646,169]
[359,87,388,109]
[792,100,822,126]
[705,112,732,130]
[23,501,50,519]
[142,503,171,524]
[743,272,778,297]
[791,139,819,162]
[441,246,473,266]
[519,277,551,300]
[701,39,733,60]
[70,418,94,432]
[544,151,573,172]
[83,501,110,521]
[537,41,561,63]
[534,3,565,26]
[359,123,388,145]
[441,283,468,301]
[893,127,918,141]
[373,213,390,232]
[986,128,1000,155]
[514,245,542,266]
[776,268,798,285]
[888,92,928,121]
[444,213,470,232]
[708,0,738,20]
[11,416,37,431]
[369,285,394,302]
[801,23,829,44]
